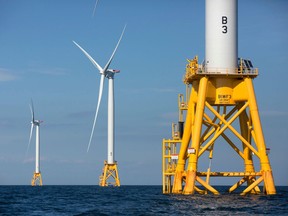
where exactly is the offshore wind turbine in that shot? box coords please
[28,100,43,186]
[73,25,126,186]
[162,0,276,195]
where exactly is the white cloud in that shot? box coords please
[39,68,68,76]
[23,157,35,163]
[27,67,68,76]
[0,68,18,81]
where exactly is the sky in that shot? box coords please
[0,0,287,186]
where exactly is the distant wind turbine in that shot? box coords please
[73,25,126,186]
[73,24,126,155]
[28,100,43,186]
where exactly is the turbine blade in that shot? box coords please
[29,99,35,122]
[92,0,99,17]
[103,24,127,72]
[27,124,34,155]
[73,41,103,72]
[87,74,105,152]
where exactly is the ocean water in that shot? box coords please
[0,186,287,215]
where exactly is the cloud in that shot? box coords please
[23,157,35,163]
[0,68,18,81]
[23,156,51,163]
[39,68,68,76]
[26,67,68,76]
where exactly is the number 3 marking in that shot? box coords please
[222,16,228,34]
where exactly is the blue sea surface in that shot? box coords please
[0,186,287,215]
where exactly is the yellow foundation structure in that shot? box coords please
[31,172,42,186]
[163,56,276,195]
[99,161,120,187]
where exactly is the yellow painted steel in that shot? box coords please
[172,86,195,194]
[99,160,120,187]
[183,76,208,195]
[31,172,42,186]
[162,57,276,195]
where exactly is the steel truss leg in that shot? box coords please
[99,160,120,187]
[172,84,196,194]
[170,77,276,195]
[183,77,208,195]
[31,172,42,186]
[245,78,276,195]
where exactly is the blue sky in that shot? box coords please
[0,0,287,186]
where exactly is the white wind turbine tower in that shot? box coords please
[28,100,43,186]
[73,25,126,186]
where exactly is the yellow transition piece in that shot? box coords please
[162,56,276,195]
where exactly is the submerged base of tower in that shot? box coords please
[162,56,276,195]
[99,160,120,187]
[31,172,43,186]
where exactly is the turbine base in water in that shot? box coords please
[99,161,120,187]
[162,57,276,195]
[31,172,43,186]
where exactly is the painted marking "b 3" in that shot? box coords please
[222,16,227,34]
